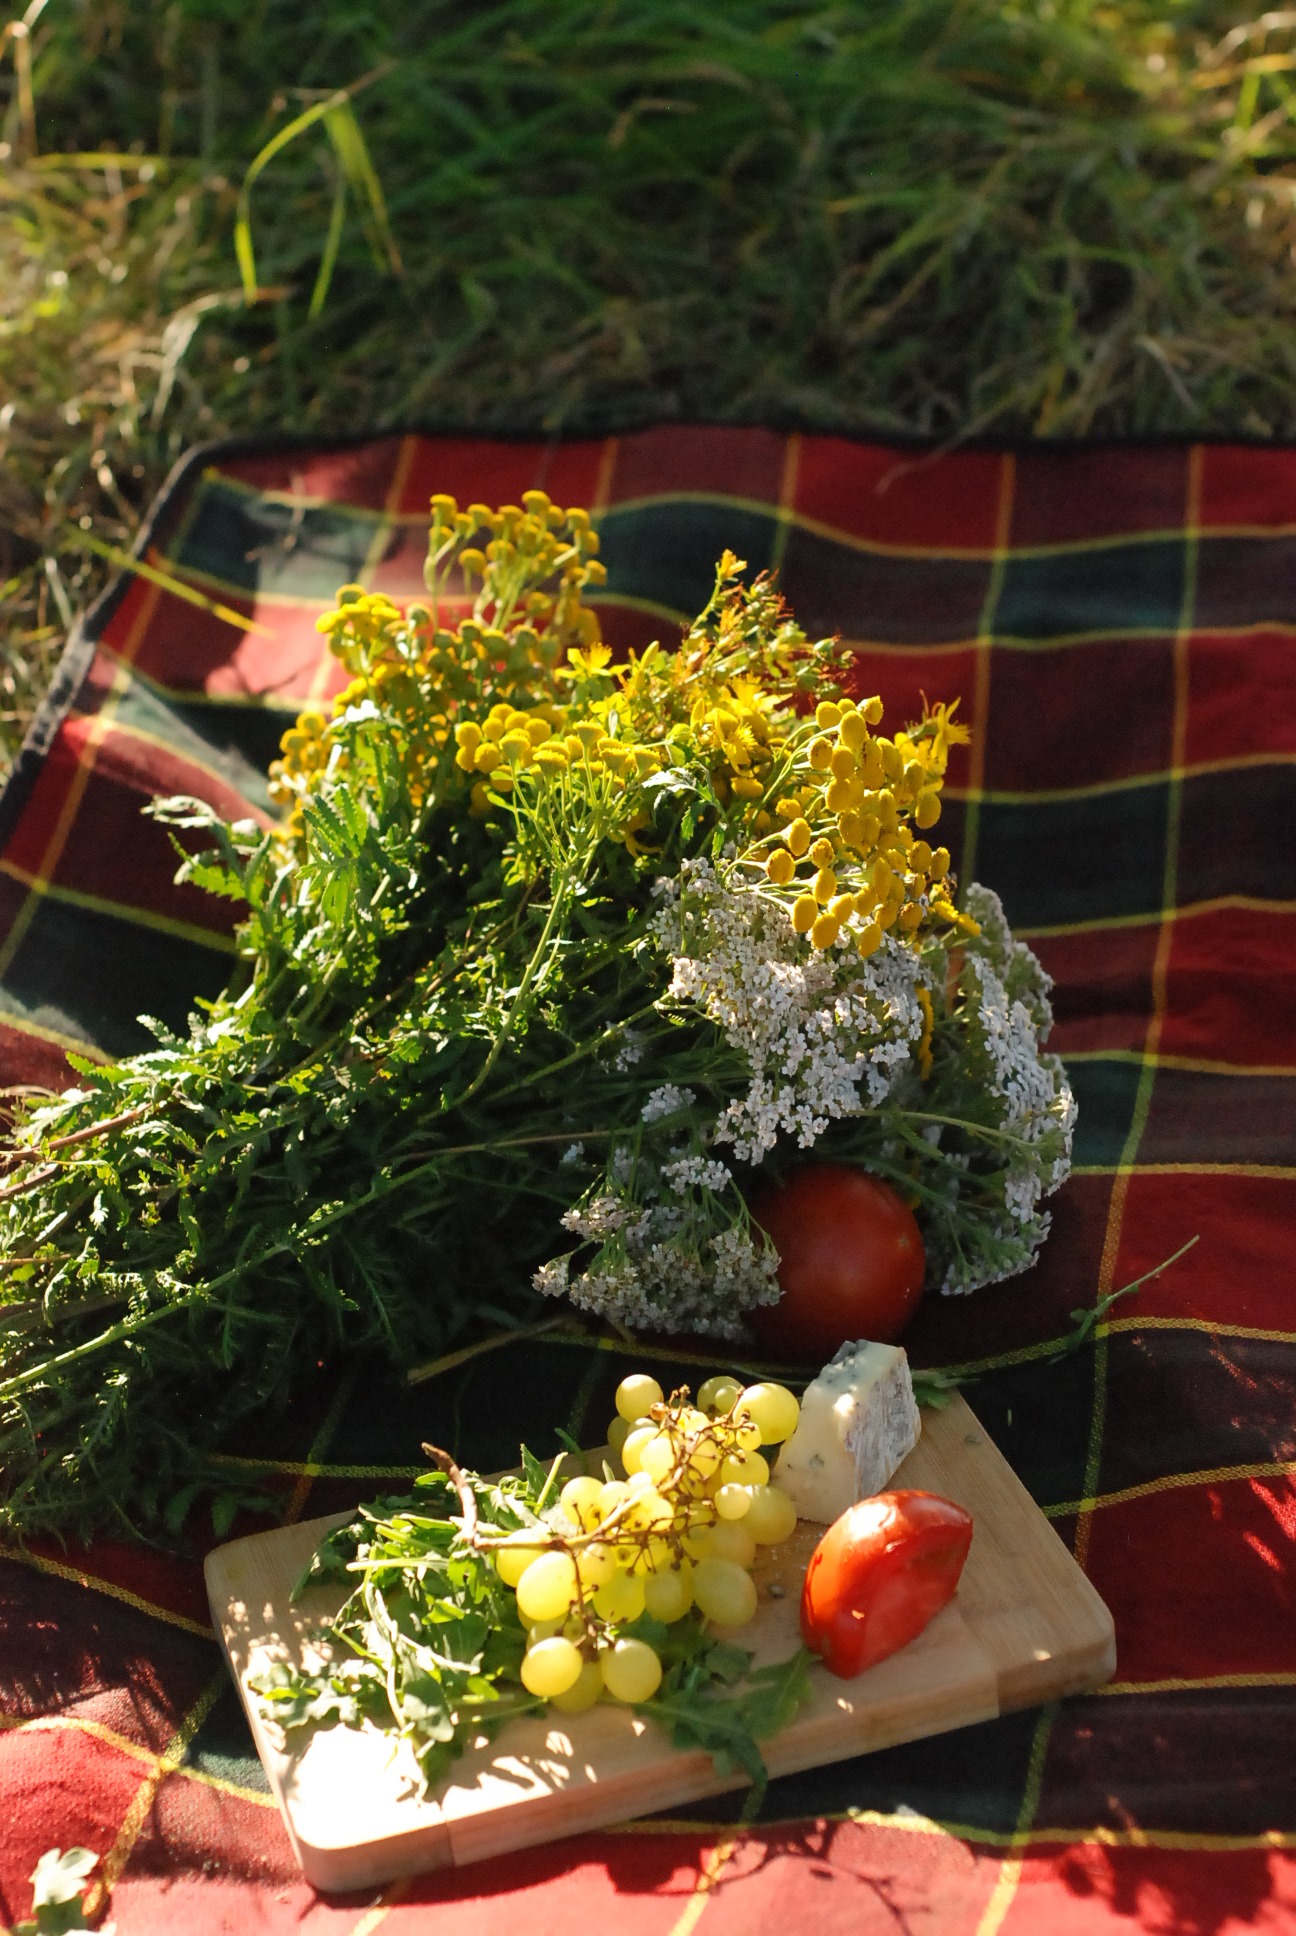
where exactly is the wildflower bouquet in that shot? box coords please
[0,493,1074,1539]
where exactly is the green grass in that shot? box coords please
[4,1,1296,765]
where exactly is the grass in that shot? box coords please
[4,0,1296,767]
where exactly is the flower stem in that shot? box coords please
[0,1294,201,1401]
[452,876,573,1108]
[895,1108,1040,1153]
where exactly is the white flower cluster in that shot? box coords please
[961,882,1076,1225]
[651,859,926,1164]
[536,1207,779,1339]
[540,870,1079,1330]
[938,1219,1050,1298]
[560,1195,635,1241]
[660,1153,733,1194]
[932,884,1077,1295]
[640,1083,695,1124]
[965,957,1075,1219]
[536,1124,775,1336]
[532,1257,570,1299]
[711,1226,781,1312]
[613,1031,644,1071]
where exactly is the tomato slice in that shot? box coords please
[800,1490,973,1679]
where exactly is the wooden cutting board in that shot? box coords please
[206,1394,1113,1892]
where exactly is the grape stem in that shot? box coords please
[425,1395,734,1585]
[421,1441,478,1544]
[423,1437,605,1646]
[420,1438,639,1561]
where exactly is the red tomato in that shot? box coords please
[800,1490,973,1679]
[748,1164,925,1358]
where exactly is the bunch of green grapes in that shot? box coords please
[494,1373,802,1711]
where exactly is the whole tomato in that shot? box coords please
[800,1490,973,1679]
[748,1164,925,1358]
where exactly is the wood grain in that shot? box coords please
[205,1394,1113,1891]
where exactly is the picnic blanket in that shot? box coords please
[1,425,1293,1935]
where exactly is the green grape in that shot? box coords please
[532,1613,585,1642]
[550,1659,603,1714]
[681,1522,717,1561]
[495,1541,545,1588]
[600,1637,663,1703]
[576,1540,620,1589]
[520,1635,585,1697]
[685,1436,723,1480]
[561,1474,604,1529]
[597,1478,632,1519]
[643,1562,694,1622]
[592,1569,646,1623]
[743,1483,798,1545]
[638,1432,677,1485]
[516,1549,581,1623]
[673,1464,713,1506]
[627,1533,677,1576]
[615,1373,664,1423]
[698,1374,743,1416]
[719,1448,769,1488]
[677,1406,710,1435]
[606,1415,631,1458]
[734,1418,764,1452]
[621,1423,656,1475]
[714,1482,752,1521]
[700,1520,757,1569]
[693,1555,758,1628]
[623,1487,672,1532]
[734,1382,800,1444]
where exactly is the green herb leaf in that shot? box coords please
[255,1461,816,1801]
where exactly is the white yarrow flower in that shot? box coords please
[543,871,1076,1331]
[652,857,926,1163]
[661,1154,732,1195]
[640,1083,696,1124]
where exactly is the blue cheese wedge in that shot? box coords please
[774,1340,921,1524]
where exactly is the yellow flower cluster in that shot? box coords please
[685,678,779,808]
[267,490,608,839]
[600,557,795,811]
[454,701,578,816]
[751,694,973,956]
[443,491,606,647]
[267,494,976,960]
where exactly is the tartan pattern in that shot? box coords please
[1,427,1294,1934]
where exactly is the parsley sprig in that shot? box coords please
[253,1451,812,1798]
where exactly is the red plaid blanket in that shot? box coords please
[1,428,1293,1934]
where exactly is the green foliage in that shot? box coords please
[1049,1234,1201,1360]
[7,3,1296,766]
[0,520,1070,1539]
[254,1454,812,1796]
[258,1466,547,1787]
[643,1632,815,1795]
[230,72,399,314]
